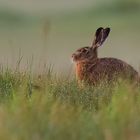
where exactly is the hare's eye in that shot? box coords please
[86,50,89,54]
[82,49,87,53]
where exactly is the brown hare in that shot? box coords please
[72,27,139,85]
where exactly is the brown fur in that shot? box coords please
[72,27,139,85]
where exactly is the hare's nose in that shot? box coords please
[71,54,75,58]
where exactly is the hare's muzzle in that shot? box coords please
[71,53,77,62]
[71,53,74,58]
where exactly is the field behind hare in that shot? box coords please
[0,0,140,73]
[0,0,140,140]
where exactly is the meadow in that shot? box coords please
[0,66,140,140]
[0,1,140,140]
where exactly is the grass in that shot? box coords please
[0,66,139,140]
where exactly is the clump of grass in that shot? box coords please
[0,66,139,140]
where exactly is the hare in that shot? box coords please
[72,27,139,85]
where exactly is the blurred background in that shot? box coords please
[0,0,140,74]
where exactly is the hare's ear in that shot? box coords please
[92,27,110,48]
[95,27,103,39]
[102,28,110,44]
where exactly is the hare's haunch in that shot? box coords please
[72,27,139,85]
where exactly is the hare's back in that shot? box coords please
[90,57,138,81]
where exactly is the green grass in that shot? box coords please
[0,66,139,140]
